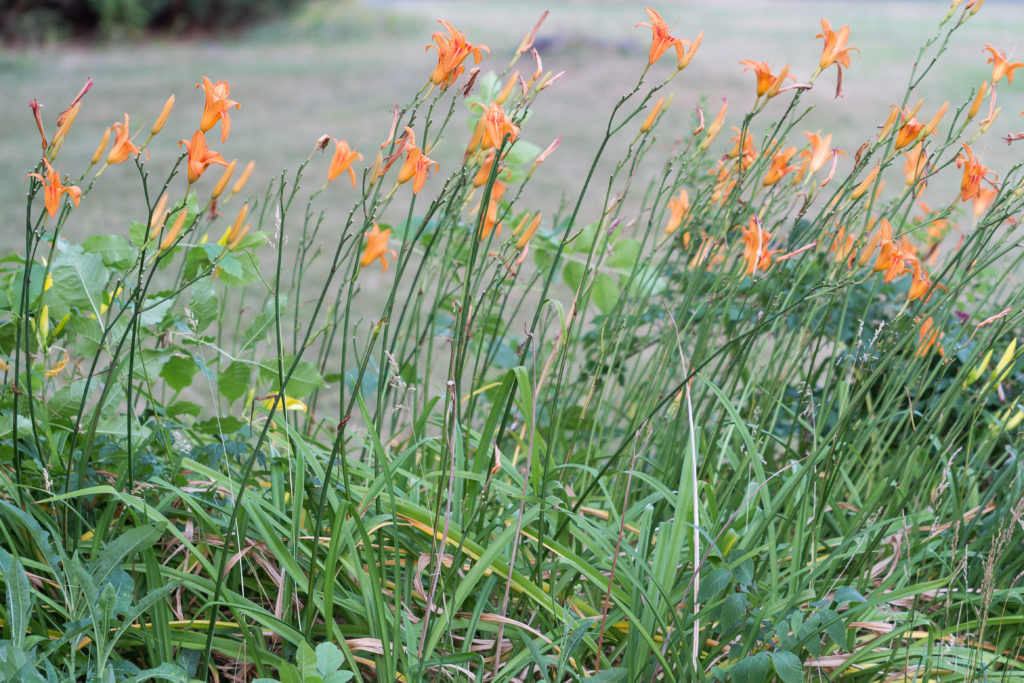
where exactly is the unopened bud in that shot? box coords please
[211,159,237,199]
[91,127,111,165]
[230,160,255,196]
[967,81,989,120]
[151,94,175,136]
[160,209,188,251]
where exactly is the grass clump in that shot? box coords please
[2,2,1024,681]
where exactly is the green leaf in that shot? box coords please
[717,591,747,629]
[187,279,219,333]
[610,238,642,270]
[731,652,770,683]
[585,669,628,682]
[258,355,328,398]
[219,360,252,403]
[821,608,847,648]
[82,235,136,270]
[296,641,316,676]
[591,272,619,314]
[160,353,199,392]
[128,221,148,247]
[698,567,732,602]
[140,295,175,327]
[94,525,163,585]
[315,643,345,677]
[50,379,92,419]
[6,556,32,648]
[833,585,867,605]
[770,651,803,683]
[562,260,584,291]
[50,244,109,314]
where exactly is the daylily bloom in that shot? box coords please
[360,224,398,271]
[479,181,508,240]
[915,316,944,358]
[830,226,856,263]
[816,19,858,71]
[956,143,997,202]
[179,129,230,184]
[396,145,438,194]
[26,158,82,218]
[427,20,489,89]
[106,114,141,164]
[636,8,682,66]
[473,150,511,187]
[327,138,363,187]
[803,131,841,175]
[664,188,690,238]
[903,142,928,187]
[738,60,794,98]
[973,185,999,220]
[740,216,779,275]
[858,217,892,268]
[468,102,520,152]
[894,101,948,149]
[763,145,799,186]
[726,127,757,170]
[908,261,944,303]
[196,76,240,143]
[983,44,1024,84]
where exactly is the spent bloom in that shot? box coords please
[196,76,240,143]
[327,138,364,187]
[179,129,230,184]
[361,224,398,272]
[26,158,82,218]
[427,20,489,89]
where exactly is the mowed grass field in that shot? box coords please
[3,0,1023,246]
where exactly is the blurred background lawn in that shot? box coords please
[3,0,1023,246]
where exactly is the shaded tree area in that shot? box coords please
[1,0,311,42]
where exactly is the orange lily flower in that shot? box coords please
[196,76,240,143]
[360,224,398,272]
[858,217,891,267]
[916,316,944,358]
[894,101,948,149]
[636,8,682,66]
[427,20,489,89]
[665,188,690,238]
[468,102,520,153]
[740,216,779,275]
[973,185,999,220]
[478,181,508,240]
[908,261,944,303]
[830,225,856,263]
[903,142,928,187]
[803,131,841,175]
[327,138,363,187]
[763,146,799,186]
[816,19,858,70]
[983,44,1024,84]
[956,143,997,202]
[179,129,230,184]
[726,127,757,170]
[106,114,141,164]
[397,145,439,194]
[26,158,82,218]
[473,150,511,187]
[739,60,794,98]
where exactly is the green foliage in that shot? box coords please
[4,2,1024,682]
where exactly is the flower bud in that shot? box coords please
[211,159,237,199]
[230,160,255,197]
[151,94,175,136]
[91,127,111,165]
